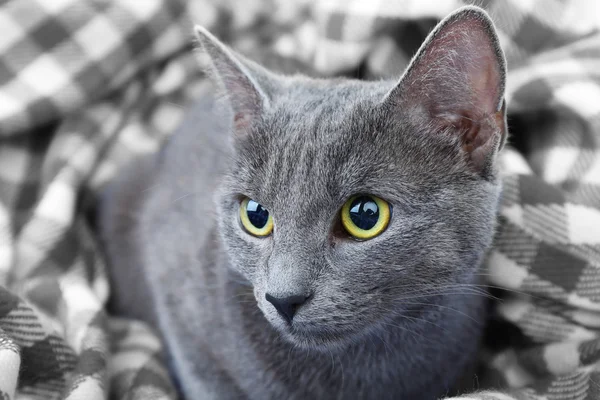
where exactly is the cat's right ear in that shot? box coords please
[194,26,270,135]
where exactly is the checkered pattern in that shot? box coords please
[0,0,598,399]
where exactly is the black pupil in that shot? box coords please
[349,196,379,230]
[247,200,269,229]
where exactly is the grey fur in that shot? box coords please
[99,6,507,400]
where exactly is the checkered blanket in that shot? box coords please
[0,0,599,399]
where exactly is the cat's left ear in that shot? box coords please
[194,26,272,135]
[384,6,507,174]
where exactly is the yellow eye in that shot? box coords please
[239,198,273,237]
[341,195,391,240]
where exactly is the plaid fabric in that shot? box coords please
[0,0,598,399]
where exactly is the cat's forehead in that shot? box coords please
[232,79,430,210]
[273,78,392,118]
[262,79,391,145]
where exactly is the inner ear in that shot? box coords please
[399,8,505,118]
[444,107,506,172]
[384,6,507,174]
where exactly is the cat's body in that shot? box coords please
[100,7,507,400]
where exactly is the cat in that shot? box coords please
[99,5,507,400]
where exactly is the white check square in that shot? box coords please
[19,54,71,96]
[74,16,123,61]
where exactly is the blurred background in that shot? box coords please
[0,1,599,399]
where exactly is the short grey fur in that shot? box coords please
[100,6,507,399]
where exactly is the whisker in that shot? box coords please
[378,320,440,346]
[399,300,481,324]
[171,191,202,204]
[379,281,538,301]
[140,183,162,193]
[167,101,185,110]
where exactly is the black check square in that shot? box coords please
[512,13,559,54]
[29,17,71,51]
[531,243,588,292]
[519,175,565,206]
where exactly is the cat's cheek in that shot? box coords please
[327,237,389,274]
[221,237,258,281]
[253,286,267,313]
[218,203,274,284]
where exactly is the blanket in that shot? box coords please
[0,0,599,399]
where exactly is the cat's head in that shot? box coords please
[196,6,507,350]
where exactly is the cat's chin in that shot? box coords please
[279,325,359,352]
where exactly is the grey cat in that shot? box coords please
[99,6,507,400]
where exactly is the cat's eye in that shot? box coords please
[239,198,273,237]
[341,195,391,240]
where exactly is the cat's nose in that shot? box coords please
[265,293,309,324]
